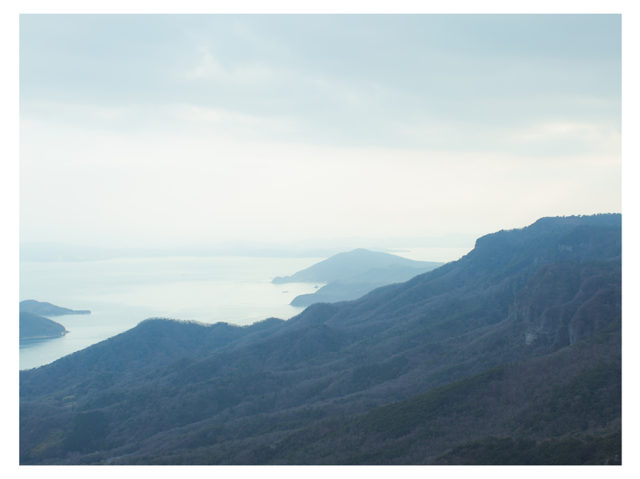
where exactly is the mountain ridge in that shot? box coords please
[20,213,621,464]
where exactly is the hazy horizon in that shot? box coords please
[20,14,621,252]
[18,233,475,263]
[14,12,627,467]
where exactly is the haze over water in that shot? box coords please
[16,14,620,374]
[19,245,471,370]
[19,255,322,369]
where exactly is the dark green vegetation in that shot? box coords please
[273,248,442,307]
[19,311,67,341]
[20,214,621,464]
[20,299,91,316]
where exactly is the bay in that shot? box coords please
[19,255,323,370]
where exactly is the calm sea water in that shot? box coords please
[19,246,472,370]
[19,256,324,370]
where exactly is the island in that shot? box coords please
[19,300,90,341]
[273,248,443,307]
[20,311,68,341]
[20,299,91,316]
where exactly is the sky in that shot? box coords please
[19,14,622,256]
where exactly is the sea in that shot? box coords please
[19,255,324,370]
[19,246,471,370]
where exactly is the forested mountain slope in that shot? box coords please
[20,214,621,464]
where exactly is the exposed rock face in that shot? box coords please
[509,261,620,349]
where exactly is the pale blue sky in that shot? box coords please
[19,14,621,256]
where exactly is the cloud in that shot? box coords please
[182,48,276,85]
[20,99,300,149]
[171,103,296,136]
[516,119,619,142]
[393,114,621,159]
[19,109,621,250]
[18,15,621,250]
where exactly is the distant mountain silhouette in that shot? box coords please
[20,311,67,340]
[273,248,442,307]
[20,300,90,316]
[20,214,621,464]
[19,300,89,341]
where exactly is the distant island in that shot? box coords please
[273,248,443,307]
[19,311,67,341]
[19,300,90,341]
[20,299,91,316]
[19,214,621,465]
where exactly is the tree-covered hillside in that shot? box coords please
[20,214,621,464]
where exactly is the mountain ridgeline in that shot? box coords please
[20,214,621,464]
[19,300,90,341]
[273,248,442,307]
